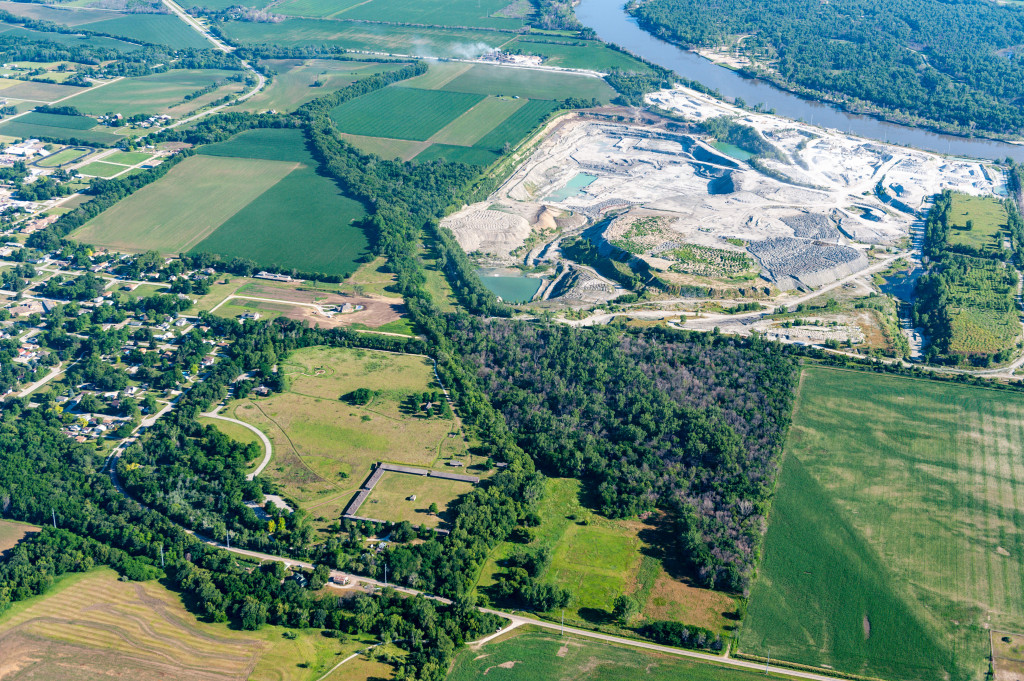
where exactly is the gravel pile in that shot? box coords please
[749,237,867,289]
[781,213,840,240]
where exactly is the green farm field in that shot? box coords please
[946,192,1009,253]
[448,628,794,681]
[192,128,370,276]
[72,154,298,253]
[0,118,123,145]
[240,58,407,112]
[503,36,654,72]
[361,471,474,528]
[409,62,616,102]
[0,568,376,681]
[273,0,525,28]
[0,1,123,26]
[0,78,81,101]
[227,346,469,530]
[476,478,735,636]
[0,22,141,52]
[83,14,211,49]
[14,111,97,130]
[68,70,243,117]
[221,18,510,55]
[330,87,484,141]
[742,366,1024,681]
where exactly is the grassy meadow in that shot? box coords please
[946,192,1009,253]
[475,478,735,637]
[68,69,243,117]
[742,366,1024,681]
[227,346,470,529]
[448,628,793,681]
[361,472,474,528]
[0,568,378,681]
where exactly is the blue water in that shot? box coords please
[546,172,598,202]
[575,0,1024,162]
[479,273,542,303]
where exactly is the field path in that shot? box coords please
[201,411,273,480]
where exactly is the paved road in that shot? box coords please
[201,411,273,479]
[17,360,75,398]
[159,0,267,127]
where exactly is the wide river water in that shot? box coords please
[575,0,1024,162]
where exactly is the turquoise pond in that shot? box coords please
[546,172,598,202]
[478,274,542,303]
[711,141,756,161]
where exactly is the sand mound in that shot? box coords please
[444,208,531,256]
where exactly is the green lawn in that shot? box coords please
[945,192,1009,253]
[35,146,91,167]
[102,151,152,165]
[330,87,484,141]
[77,160,128,177]
[448,628,795,681]
[742,366,1024,681]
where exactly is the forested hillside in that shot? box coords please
[631,0,1024,136]
[447,318,798,592]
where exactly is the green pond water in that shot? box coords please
[478,274,542,303]
[712,141,756,161]
[546,172,598,201]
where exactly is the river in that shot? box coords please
[575,0,1024,162]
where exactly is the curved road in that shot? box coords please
[201,411,273,479]
[159,0,267,128]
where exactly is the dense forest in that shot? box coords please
[632,0,1024,136]
[445,318,798,592]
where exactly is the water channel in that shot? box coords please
[575,0,1024,162]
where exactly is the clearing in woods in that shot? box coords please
[945,192,1009,253]
[0,519,39,555]
[474,478,736,637]
[360,472,475,528]
[225,346,471,531]
[447,628,792,681]
[0,568,375,681]
[70,154,298,254]
[742,366,1024,681]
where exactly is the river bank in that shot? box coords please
[575,0,1024,162]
